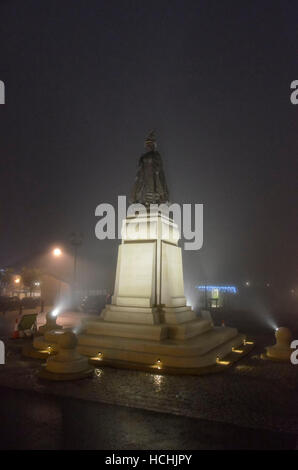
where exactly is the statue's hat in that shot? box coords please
[145,130,156,150]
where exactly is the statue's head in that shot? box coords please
[145,130,156,151]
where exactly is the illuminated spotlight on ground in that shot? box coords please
[244,339,254,345]
[264,316,278,332]
[51,307,60,317]
[155,359,162,369]
[216,357,230,366]
[72,326,82,335]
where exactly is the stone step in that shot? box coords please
[78,326,240,358]
[162,308,197,325]
[163,306,192,313]
[84,319,168,341]
[78,329,245,368]
[167,318,212,339]
[102,307,159,325]
[108,304,158,313]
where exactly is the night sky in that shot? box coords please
[0,1,297,293]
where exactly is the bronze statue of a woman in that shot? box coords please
[130,131,169,206]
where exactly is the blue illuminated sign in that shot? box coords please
[196,285,238,294]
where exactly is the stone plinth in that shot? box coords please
[78,211,247,372]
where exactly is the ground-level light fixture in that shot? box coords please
[243,339,254,345]
[216,356,230,366]
[89,352,104,365]
[51,307,60,317]
[232,347,244,354]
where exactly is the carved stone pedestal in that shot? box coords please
[79,211,247,373]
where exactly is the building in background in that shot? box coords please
[196,285,238,309]
[39,273,70,306]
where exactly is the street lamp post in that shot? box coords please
[70,232,83,303]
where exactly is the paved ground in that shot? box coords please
[0,309,297,449]
[0,387,295,450]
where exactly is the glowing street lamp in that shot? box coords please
[14,277,21,284]
[53,247,62,257]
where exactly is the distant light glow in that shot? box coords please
[51,307,60,317]
[14,278,20,284]
[196,285,237,294]
[245,281,250,287]
[53,247,62,257]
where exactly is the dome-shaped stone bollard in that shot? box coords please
[39,331,94,380]
[22,311,64,359]
[30,329,66,357]
[264,327,292,362]
[38,311,63,335]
